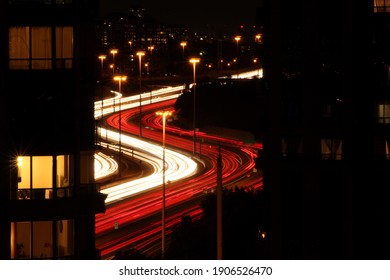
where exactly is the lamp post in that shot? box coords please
[148,45,154,55]
[114,75,127,176]
[234,36,241,55]
[98,55,107,123]
[189,58,200,156]
[98,55,106,76]
[137,51,145,137]
[180,42,187,58]
[110,49,118,75]
[156,110,172,259]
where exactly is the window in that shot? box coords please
[15,155,73,199]
[9,26,73,70]
[377,102,390,123]
[11,220,74,259]
[56,27,73,68]
[374,0,390,13]
[321,139,342,160]
[374,137,390,160]
[282,137,303,158]
[8,0,51,4]
[8,0,72,4]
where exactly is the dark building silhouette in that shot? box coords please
[260,0,390,259]
[0,0,106,259]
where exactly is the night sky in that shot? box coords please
[100,0,261,34]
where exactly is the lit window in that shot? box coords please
[374,137,390,160]
[31,27,52,69]
[9,26,73,70]
[374,0,390,13]
[321,139,342,160]
[11,220,74,259]
[8,0,72,4]
[56,27,73,68]
[378,102,390,123]
[15,155,73,200]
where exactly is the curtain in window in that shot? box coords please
[321,139,342,160]
[31,27,52,69]
[56,27,73,68]
[9,27,30,69]
[374,0,390,12]
[378,103,390,123]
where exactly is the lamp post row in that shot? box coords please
[99,51,202,259]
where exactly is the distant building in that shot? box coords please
[0,0,106,259]
[260,0,390,259]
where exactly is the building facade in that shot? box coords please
[260,0,390,259]
[0,0,106,259]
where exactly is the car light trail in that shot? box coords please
[94,152,119,180]
[94,85,184,119]
[94,70,264,258]
[97,127,198,204]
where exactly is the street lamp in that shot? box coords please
[234,36,241,54]
[98,55,106,76]
[110,49,118,75]
[98,55,107,123]
[180,41,187,58]
[114,75,127,176]
[148,45,154,55]
[156,110,172,259]
[137,51,145,137]
[189,58,200,156]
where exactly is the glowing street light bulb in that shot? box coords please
[180,41,187,58]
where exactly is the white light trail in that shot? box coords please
[94,85,184,119]
[93,70,256,203]
[95,152,119,180]
[218,68,263,79]
[97,127,198,204]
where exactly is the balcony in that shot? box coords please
[10,183,101,200]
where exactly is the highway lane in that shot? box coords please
[94,69,263,258]
[95,104,262,258]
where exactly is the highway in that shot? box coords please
[94,69,263,259]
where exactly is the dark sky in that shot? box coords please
[100,0,261,34]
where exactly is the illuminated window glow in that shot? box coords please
[11,220,74,259]
[321,139,342,160]
[378,102,390,123]
[15,155,73,200]
[9,26,73,70]
[374,0,390,13]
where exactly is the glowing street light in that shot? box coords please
[98,55,107,122]
[155,110,173,259]
[110,49,118,75]
[114,75,127,175]
[98,55,106,75]
[180,41,187,58]
[189,58,200,156]
[255,34,262,43]
[148,45,154,55]
[234,36,241,54]
[137,51,145,137]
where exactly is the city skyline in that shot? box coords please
[100,0,261,34]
